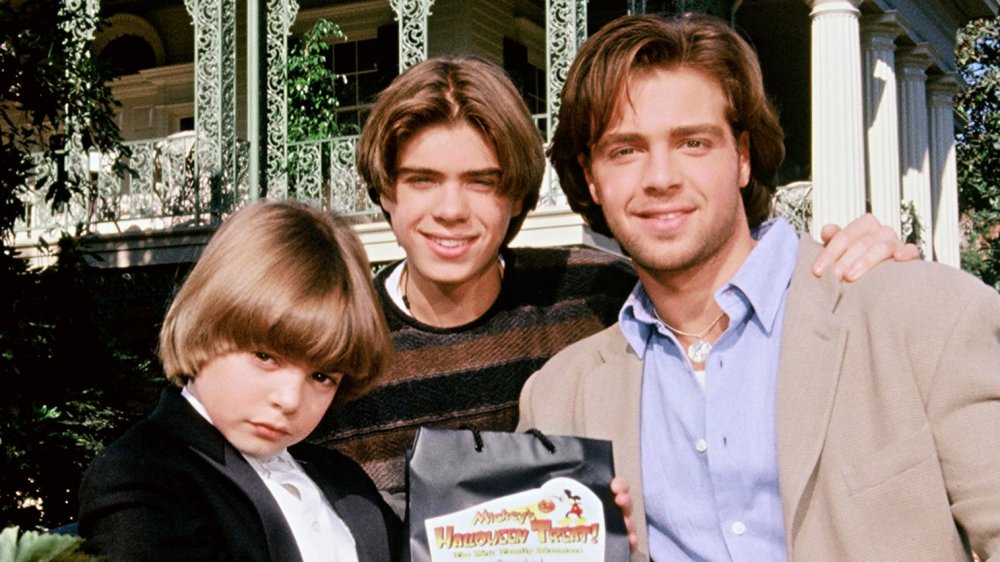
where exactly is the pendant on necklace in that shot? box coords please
[687,339,712,363]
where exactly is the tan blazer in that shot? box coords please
[518,237,1000,562]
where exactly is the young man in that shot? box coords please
[518,13,1000,561]
[316,56,913,510]
[318,57,638,508]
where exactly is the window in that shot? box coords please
[503,38,547,137]
[99,34,157,76]
[332,25,398,132]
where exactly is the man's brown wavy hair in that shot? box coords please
[550,13,784,237]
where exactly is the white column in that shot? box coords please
[927,76,961,267]
[809,0,867,238]
[861,15,903,234]
[391,0,435,73]
[897,45,934,258]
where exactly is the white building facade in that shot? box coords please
[14,0,997,268]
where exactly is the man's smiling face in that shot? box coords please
[382,121,520,293]
[584,66,752,279]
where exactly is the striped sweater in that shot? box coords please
[311,246,638,498]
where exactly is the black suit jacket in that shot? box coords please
[79,388,401,561]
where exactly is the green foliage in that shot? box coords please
[287,19,349,142]
[900,200,925,257]
[1,2,149,530]
[956,17,1000,291]
[284,19,352,202]
[0,0,129,247]
[1,241,160,531]
[0,526,99,562]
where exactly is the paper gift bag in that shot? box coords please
[405,426,629,562]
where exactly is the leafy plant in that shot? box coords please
[956,17,1000,291]
[0,2,155,531]
[287,19,350,142]
[900,199,924,258]
[0,0,129,247]
[0,526,99,562]
[1,240,160,531]
[284,19,352,203]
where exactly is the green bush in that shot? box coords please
[957,17,1000,291]
[1,241,160,531]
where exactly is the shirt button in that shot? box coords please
[732,521,746,535]
[312,520,321,532]
[694,439,708,453]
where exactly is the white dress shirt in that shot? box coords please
[182,386,359,562]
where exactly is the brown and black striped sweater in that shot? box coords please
[312,246,637,499]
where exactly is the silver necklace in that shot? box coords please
[658,310,727,364]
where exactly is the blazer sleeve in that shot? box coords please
[79,451,235,562]
[334,452,404,561]
[925,280,1000,560]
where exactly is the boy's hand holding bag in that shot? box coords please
[405,426,630,562]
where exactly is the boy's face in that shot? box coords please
[188,351,341,458]
[583,66,752,278]
[381,122,521,293]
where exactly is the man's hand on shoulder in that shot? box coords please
[812,213,920,281]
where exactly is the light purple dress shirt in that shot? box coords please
[620,219,800,561]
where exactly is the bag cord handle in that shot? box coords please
[456,426,557,454]
[459,424,485,452]
[526,428,557,454]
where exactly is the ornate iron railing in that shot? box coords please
[282,135,379,216]
[14,128,588,241]
[15,134,252,240]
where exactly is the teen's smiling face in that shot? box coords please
[584,66,753,281]
[382,122,520,293]
[187,351,341,458]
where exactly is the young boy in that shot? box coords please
[78,201,401,562]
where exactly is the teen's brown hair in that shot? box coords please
[357,56,545,246]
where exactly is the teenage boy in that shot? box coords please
[319,56,914,508]
[78,201,401,561]
[519,13,1000,561]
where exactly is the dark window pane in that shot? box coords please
[357,72,379,104]
[338,109,360,131]
[357,38,379,71]
[536,118,548,141]
[338,77,358,106]
[375,25,399,85]
[333,42,357,73]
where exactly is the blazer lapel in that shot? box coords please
[580,335,648,558]
[198,447,304,562]
[152,389,303,562]
[775,238,847,543]
[297,456,392,562]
